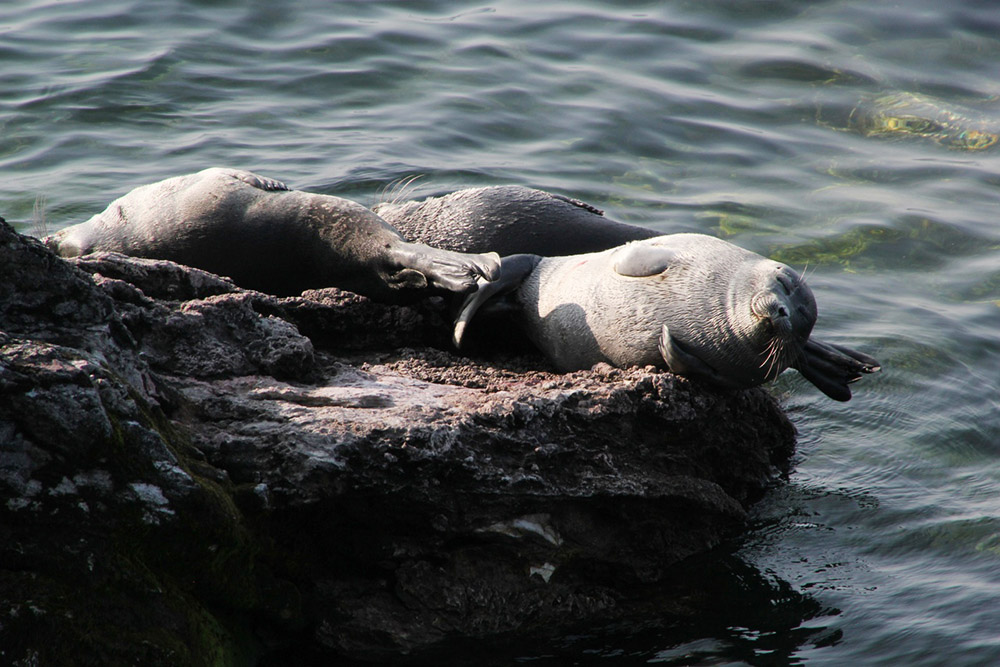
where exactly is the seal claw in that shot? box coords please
[393,247,501,295]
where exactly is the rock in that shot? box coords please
[0,219,796,664]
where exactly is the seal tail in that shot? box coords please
[454,254,541,348]
[793,338,881,401]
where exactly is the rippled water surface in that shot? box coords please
[4,1,1000,664]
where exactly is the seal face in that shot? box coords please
[45,168,500,301]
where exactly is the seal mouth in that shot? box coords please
[751,289,799,381]
[758,329,799,381]
[759,337,782,381]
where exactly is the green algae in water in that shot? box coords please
[976,533,1000,558]
[847,92,1000,151]
[770,216,994,271]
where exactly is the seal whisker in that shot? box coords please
[775,343,791,379]
[760,335,789,380]
[796,262,816,291]
[759,337,778,372]
[768,339,783,378]
[379,174,425,206]
[374,181,391,205]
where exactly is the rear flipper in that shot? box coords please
[453,254,541,348]
[792,338,881,402]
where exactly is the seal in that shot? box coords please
[374,185,659,256]
[45,167,500,301]
[454,234,880,401]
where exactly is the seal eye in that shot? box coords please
[775,271,794,296]
[776,305,789,318]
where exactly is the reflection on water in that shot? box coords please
[400,553,839,667]
[3,0,1000,663]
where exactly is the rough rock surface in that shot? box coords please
[0,219,796,664]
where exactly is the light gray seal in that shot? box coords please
[455,234,880,401]
[45,168,500,301]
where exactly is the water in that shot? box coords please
[3,0,1000,664]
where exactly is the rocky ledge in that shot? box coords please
[0,220,795,665]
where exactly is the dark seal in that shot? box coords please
[374,185,659,256]
[46,168,500,300]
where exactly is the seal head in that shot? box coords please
[652,250,817,390]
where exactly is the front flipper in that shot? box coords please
[392,244,501,295]
[454,254,541,348]
[792,338,881,402]
[658,324,742,389]
[613,243,680,277]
